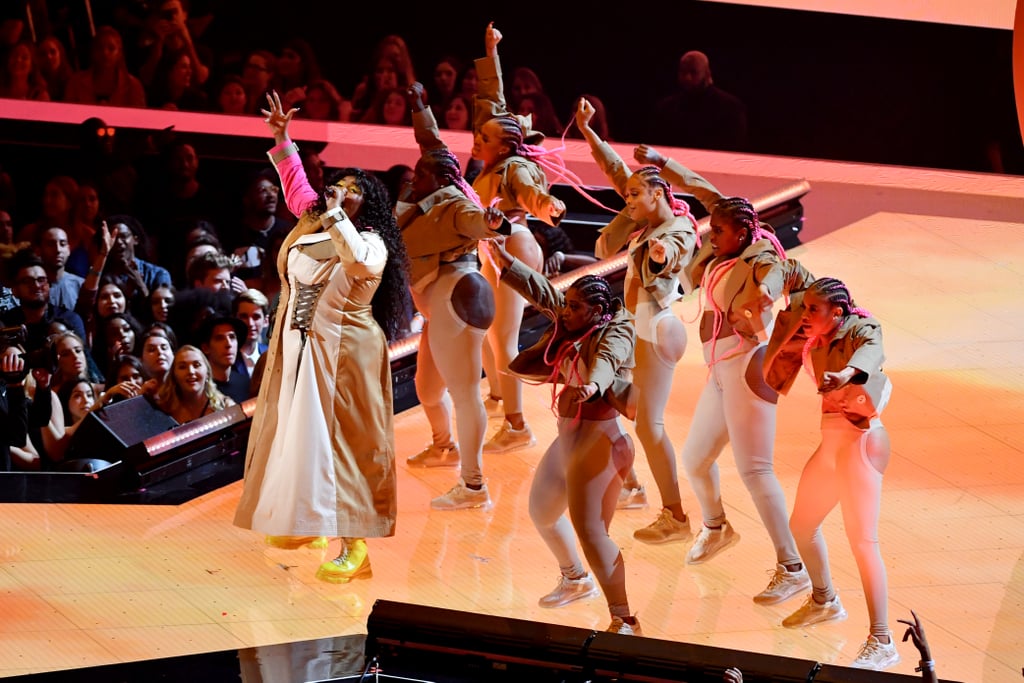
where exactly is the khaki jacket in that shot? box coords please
[398,107,506,292]
[588,141,698,307]
[471,55,561,226]
[500,259,635,417]
[765,291,890,430]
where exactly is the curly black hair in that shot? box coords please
[314,167,412,342]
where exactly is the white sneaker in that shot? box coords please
[606,616,642,636]
[483,420,536,453]
[406,443,460,468]
[753,563,811,605]
[685,521,740,564]
[781,593,848,629]
[633,508,692,544]
[538,574,599,608]
[617,484,648,510]
[430,479,491,510]
[850,635,901,670]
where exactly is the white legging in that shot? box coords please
[480,231,543,416]
[412,265,489,486]
[680,338,801,566]
[633,312,686,509]
[790,414,890,636]
[530,415,635,618]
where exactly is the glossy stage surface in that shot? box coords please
[1,172,1022,682]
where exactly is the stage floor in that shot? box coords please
[1,207,1022,682]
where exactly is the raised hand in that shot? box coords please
[261,91,299,144]
[575,97,595,129]
[485,22,502,56]
[634,144,667,168]
[898,610,932,659]
[406,82,427,111]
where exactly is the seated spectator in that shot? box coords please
[0,39,50,100]
[359,86,412,126]
[240,49,276,114]
[99,353,147,405]
[148,282,176,325]
[48,330,105,396]
[1,345,31,471]
[295,78,350,122]
[232,288,269,378]
[36,227,84,313]
[4,249,86,355]
[39,376,112,471]
[147,47,208,111]
[350,53,405,122]
[566,93,612,141]
[63,26,146,108]
[649,50,748,152]
[15,175,80,250]
[429,54,463,110]
[270,38,321,111]
[516,91,563,139]
[442,92,473,131]
[212,73,249,116]
[139,324,175,392]
[198,314,250,403]
[154,344,234,424]
[186,250,244,293]
[509,66,543,111]
[220,168,292,287]
[136,0,211,89]
[36,36,73,101]
[92,310,143,379]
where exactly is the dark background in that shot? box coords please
[182,0,1023,174]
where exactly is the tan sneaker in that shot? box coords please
[407,443,460,468]
[483,421,536,453]
[753,563,811,605]
[685,520,740,564]
[430,478,491,510]
[606,616,643,636]
[617,484,648,510]
[850,634,901,670]
[633,508,692,544]
[537,574,599,608]
[781,593,847,629]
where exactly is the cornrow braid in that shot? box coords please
[633,166,700,235]
[569,274,614,322]
[422,147,483,207]
[713,196,786,258]
[809,277,872,318]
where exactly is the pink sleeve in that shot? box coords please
[269,141,319,218]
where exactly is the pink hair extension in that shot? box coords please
[749,208,786,260]
[699,256,747,372]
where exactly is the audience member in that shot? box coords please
[63,26,146,108]
[92,310,143,375]
[148,282,176,325]
[270,37,321,108]
[0,345,30,471]
[442,92,473,131]
[566,93,611,141]
[232,288,269,378]
[139,325,175,390]
[96,353,147,405]
[212,73,249,115]
[650,50,748,152]
[350,53,406,122]
[147,48,209,111]
[35,227,84,312]
[221,168,292,287]
[197,313,250,403]
[14,175,80,249]
[516,91,563,139]
[5,249,86,354]
[429,54,463,109]
[36,36,74,101]
[0,40,50,100]
[49,330,104,394]
[154,344,234,424]
[187,251,244,294]
[136,0,211,89]
[360,87,412,126]
[294,79,350,122]
[239,48,276,114]
[98,214,172,321]
[509,65,543,112]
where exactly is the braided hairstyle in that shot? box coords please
[567,274,616,326]
[420,147,482,206]
[807,277,872,319]
[711,196,786,258]
[632,165,699,230]
[316,167,413,342]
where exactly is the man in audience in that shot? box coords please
[221,168,292,288]
[35,227,83,311]
[232,288,269,379]
[198,314,250,403]
[4,249,85,354]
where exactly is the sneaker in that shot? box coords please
[606,616,643,636]
[781,593,848,629]
[482,421,536,453]
[538,574,600,608]
[633,508,692,544]
[685,521,740,564]
[753,563,812,605]
[484,396,503,419]
[430,478,491,510]
[407,443,460,468]
[617,484,648,510]
[850,635,901,670]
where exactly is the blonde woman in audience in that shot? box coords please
[154,345,234,424]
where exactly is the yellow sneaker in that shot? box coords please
[316,538,372,584]
[265,535,328,550]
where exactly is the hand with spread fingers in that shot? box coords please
[261,90,299,145]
